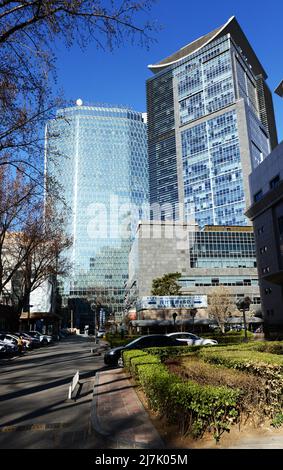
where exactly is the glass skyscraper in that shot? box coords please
[147,16,277,227]
[46,104,148,322]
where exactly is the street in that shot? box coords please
[0,336,106,448]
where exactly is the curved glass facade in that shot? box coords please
[46,105,148,319]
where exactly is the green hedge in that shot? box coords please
[123,350,148,370]
[146,345,202,361]
[252,342,283,355]
[201,330,254,344]
[198,348,283,415]
[122,350,160,377]
[125,349,241,442]
[105,334,140,348]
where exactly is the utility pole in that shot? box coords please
[70,309,73,329]
[91,303,97,344]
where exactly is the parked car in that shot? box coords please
[0,334,20,352]
[166,332,218,346]
[104,334,186,367]
[97,330,106,338]
[13,333,33,349]
[0,341,7,356]
[0,333,22,347]
[0,338,18,355]
[15,332,41,348]
[25,331,52,345]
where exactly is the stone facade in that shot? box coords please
[126,221,261,322]
[246,141,283,336]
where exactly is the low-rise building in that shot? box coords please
[125,221,261,332]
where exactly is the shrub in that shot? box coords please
[168,380,240,441]
[122,350,148,371]
[201,330,254,344]
[125,349,242,442]
[166,356,268,418]
[105,334,140,348]
[123,350,160,377]
[146,345,201,361]
[252,342,283,355]
[198,348,283,416]
[271,412,283,428]
[138,363,176,414]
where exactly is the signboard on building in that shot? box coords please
[30,280,53,313]
[136,295,207,311]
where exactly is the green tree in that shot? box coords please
[151,272,181,296]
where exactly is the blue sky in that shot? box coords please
[54,0,283,141]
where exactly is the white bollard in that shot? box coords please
[68,370,80,400]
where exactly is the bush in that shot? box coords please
[168,380,240,441]
[271,412,283,428]
[122,350,160,377]
[201,330,254,344]
[125,349,241,442]
[122,350,148,370]
[198,348,283,416]
[252,342,283,355]
[105,334,140,348]
[146,345,201,361]
[166,356,268,418]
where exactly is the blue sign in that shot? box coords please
[136,295,207,311]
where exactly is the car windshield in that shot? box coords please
[124,337,144,348]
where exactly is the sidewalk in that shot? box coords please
[90,362,283,450]
[91,368,164,449]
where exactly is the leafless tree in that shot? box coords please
[207,286,233,334]
[0,167,71,314]
[0,1,157,179]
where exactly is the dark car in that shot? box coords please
[104,334,185,367]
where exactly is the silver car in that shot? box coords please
[166,332,218,346]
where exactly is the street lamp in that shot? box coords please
[91,303,98,344]
[27,304,33,331]
[172,312,177,331]
[236,297,251,342]
[190,308,197,332]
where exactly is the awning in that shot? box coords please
[20,311,62,320]
[130,317,263,327]
[226,316,263,324]
[131,318,214,327]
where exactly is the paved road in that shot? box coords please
[0,336,107,449]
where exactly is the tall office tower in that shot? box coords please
[46,103,148,323]
[147,16,277,226]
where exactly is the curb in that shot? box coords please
[91,372,164,449]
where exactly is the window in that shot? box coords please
[260,246,267,254]
[254,190,263,202]
[270,175,280,190]
[258,226,264,235]
[262,267,270,274]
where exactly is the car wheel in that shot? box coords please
[117,357,124,368]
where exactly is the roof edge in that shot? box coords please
[148,16,267,79]
[148,16,235,72]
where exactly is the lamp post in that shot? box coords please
[27,304,33,331]
[91,303,98,344]
[236,297,251,342]
[172,312,177,331]
[190,308,197,332]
